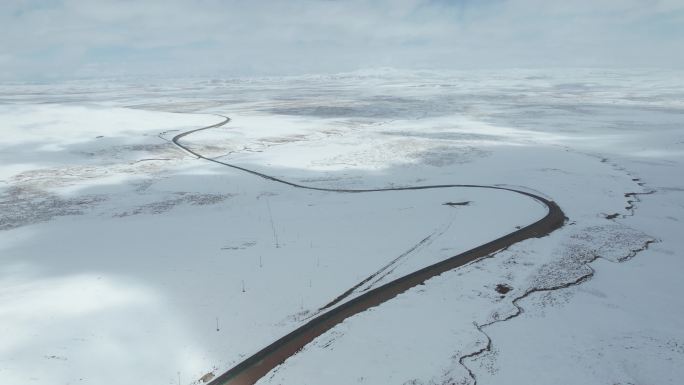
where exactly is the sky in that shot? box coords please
[1,0,683,80]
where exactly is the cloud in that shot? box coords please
[1,0,683,80]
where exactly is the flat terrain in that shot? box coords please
[0,69,682,385]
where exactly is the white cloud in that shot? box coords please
[1,0,683,80]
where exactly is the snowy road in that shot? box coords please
[2,70,679,385]
[171,116,567,385]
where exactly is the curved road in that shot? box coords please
[171,116,566,385]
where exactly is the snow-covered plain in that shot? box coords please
[0,69,682,385]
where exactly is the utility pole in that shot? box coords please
[266,198,280,248]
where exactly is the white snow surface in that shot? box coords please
[0,69,682,385]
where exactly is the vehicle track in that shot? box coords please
[170,115,566,385]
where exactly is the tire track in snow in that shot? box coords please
[316,218,455,315]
